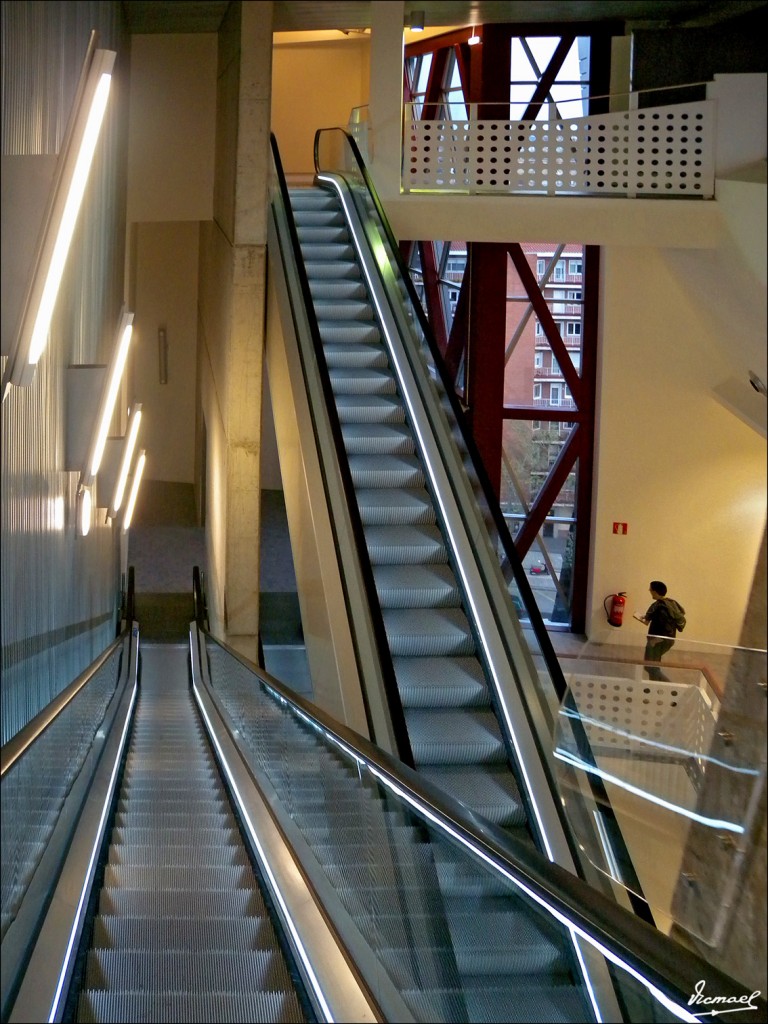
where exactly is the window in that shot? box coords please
[535,321,544,336]
[537,259,546,277]
[533,420,541,430]
[566,322,582,336]
[550,384,562,405]
[534,351,543,368]
[553,260,566,281]
[567,290,582,301]
[533,383,542,401]
[568,259,582,276]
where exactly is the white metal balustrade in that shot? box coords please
[404,100,716,198]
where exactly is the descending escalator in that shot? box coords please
[66,646,312,1024]
[287,185,531,849]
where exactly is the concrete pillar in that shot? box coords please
[368,0,404,203]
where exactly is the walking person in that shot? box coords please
[634,581,686,682]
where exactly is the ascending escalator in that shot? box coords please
[284,183,534,852]
[66,646,313,1024]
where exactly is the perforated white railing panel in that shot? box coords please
[405,100,715,197]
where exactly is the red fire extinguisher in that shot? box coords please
[604,592,627,627]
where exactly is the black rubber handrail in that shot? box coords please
[268,133,414,767]
[192,607,766,1024]
[312,126,655,924]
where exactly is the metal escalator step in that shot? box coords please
[296,225,348,244]
[309,278,366,300]
[449,912,569,975]
[293,209,345,227]
[463,985,592,1024]
[356,488,435,525]
[312,299,373,320]
[113,811,231,829]
[393,656,489,706]
[81,948,297,993]
[303,259,360,280]
[76,989,307,1024]
[349,454,424,488]
[365,524,446,563]
[384,608,475,657]
[324,343,387,369]
[96,889,268,919]
[421,765,528,828]
[90,916,279,952]
[374,564,461,609]
[335,395,405,424]
[106,844,252,868]
[329,367,396,394]
[289,188,336,209]
[101,864,256,891]
[110,826,241,846]
[342,424,414,455]
[319,322,381,346]
[299,242,355,261]
[406,709,507,764]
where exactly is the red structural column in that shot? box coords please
[465,244,509,496]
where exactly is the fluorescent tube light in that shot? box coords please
[122,449,146,532]
[2,43,116,391]
[84,308,134,481]
[109,404,142,517]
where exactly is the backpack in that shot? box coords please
[664,598,686,633]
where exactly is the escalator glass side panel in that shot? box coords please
[204,633,725,1024]
[1,642,123,944]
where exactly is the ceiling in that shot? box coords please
[122,0,767,34]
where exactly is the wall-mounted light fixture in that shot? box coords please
[1,37,116,394]
[83,308,134,485]
[468,26,482,46]
[107,403,143,518]
[122,450,146,532]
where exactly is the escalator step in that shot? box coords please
[324,343,387,369]
[342,424,415,455]
[356,488,435,525]
[110,826,241,846]
[105,844,251,868]
[299,242,355,261]
[384,608,476,657]
[374,564,461,609]
[101,864,257,891]
[329,367,397,394]
[365,524,446,564]
[296,225,349,244]
[349,454,424,488]
[319,321,381,345]
[303,259,360,280]
[421,766,528,828]
[406,709,507,764]
[293,209,345,228]
[462,985,592,1024]
[96,889,268,919]
[393,656,489,706]
[335,394,405,423]
[309,278,366,300]
[90,915,279,951]
[313,299,373,320]
[76,989,306,1024]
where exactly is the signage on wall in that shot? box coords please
[612,522,628,535]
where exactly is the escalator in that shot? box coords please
[67,646,311,1023]
[288,184,531,849]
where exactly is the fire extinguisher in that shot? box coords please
[604,592,627,627]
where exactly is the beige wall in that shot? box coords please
[592,243,766,645]
[271,34,370,175]
[127,34,217,223]
[132,221,199,482]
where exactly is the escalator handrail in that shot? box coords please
[194,613,765,1022]
[312,126,654,923]
[269,132,414,767]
